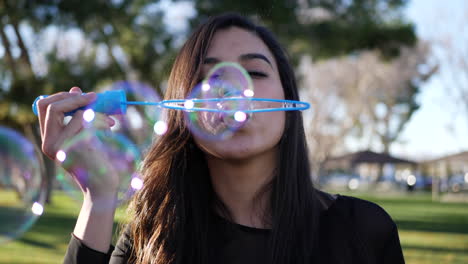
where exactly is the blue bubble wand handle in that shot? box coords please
[32,90,133,116]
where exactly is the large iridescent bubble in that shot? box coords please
[55,110,142,207]
[0,126,46,244]
[185,62,254,141]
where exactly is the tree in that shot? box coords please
[361,44,436,154]
[298,54,364,181]
[0,0,176,202]
[299,42,436,181]
[191,0,416,60]
[0,0,177,126]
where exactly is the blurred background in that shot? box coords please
[0,0,467,263]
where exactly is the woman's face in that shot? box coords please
[194,27,285,160]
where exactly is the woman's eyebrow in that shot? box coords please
[203,53,272,68]
[239,53,272,68]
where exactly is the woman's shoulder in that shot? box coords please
[323,192,398,242]
[316,192,404,263]
[338,195,395,227]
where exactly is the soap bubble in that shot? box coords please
[105,81,164,155]
[0,126,46,244]
[55,117,142,207]
[185,62,254,141]
[205,62,254,98]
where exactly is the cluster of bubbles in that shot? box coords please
[0,63,256,244]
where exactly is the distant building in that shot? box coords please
[323,150,417,181]
[418,151,468,196]
[420,151,468,179]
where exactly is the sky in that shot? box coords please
[389,0,468,160]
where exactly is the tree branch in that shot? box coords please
[0,21,18,78]
[10,18,33,70]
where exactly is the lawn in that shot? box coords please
[353,192,468,264]
[0,192,128,264]
[0,191,467,263]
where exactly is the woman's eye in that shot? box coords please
[248,71,268,78]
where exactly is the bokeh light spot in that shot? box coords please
[234,111,247,122]
[56,150,67,162]
[348,178,359,190]
[202,83,211,92]
[243,89,254,97]
[131,177,143,190]
[31,202,44,216]
[184,100,195,110]
[83,109,95,122]
[407,175,417,186]
[153,121,168,135]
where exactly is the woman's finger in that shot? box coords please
[52,110,87,159]
[37,92,80,138]
[69,86,82,94]
[37,88,90,137]
[44,112,115,160]
[42,110,85,160]
[41,93,96,158]
[46,92,96,118]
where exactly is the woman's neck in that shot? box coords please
[206,150,276,229]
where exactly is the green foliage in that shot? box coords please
[301,21,416,59]
[0,0,175,129]
[192,0,416,60]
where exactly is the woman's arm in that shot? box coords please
[73,192,118,253]
[35,87,124,263]
[64,217,133,264]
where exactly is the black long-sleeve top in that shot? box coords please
[63,194,405,264]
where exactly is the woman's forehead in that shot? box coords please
[206,27,275,66]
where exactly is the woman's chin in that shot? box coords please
[194,127,279,161]
[199,138,277,162]
[203,142,257,161]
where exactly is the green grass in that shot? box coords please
[0,191,128,264]
[0,191,467,263]
[339,191,468,264]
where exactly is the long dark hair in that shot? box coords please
[129,13,318,264]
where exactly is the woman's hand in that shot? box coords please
[37,87,121,252]
[36,87,119,198]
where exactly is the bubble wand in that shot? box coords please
[32,90,310,116]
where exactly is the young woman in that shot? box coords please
[37,13,405,264]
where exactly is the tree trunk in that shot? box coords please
[10,17,35,81]
[0,22,18,78]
